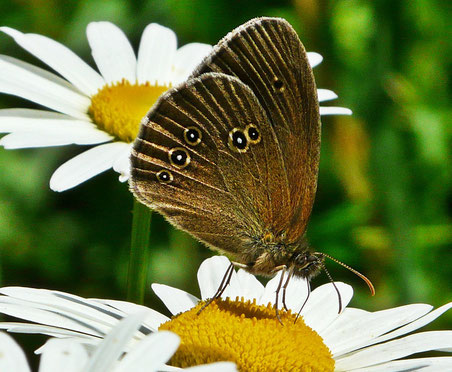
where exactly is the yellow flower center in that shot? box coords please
[159,298,334,371]
[88,79,169,142]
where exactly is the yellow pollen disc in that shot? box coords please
[88,79,169,142]
[159,298,334,371]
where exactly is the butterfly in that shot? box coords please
[130,17,373,314]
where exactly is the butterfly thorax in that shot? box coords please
[240,233,322,280]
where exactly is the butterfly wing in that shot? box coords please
[130,17,320,265]
[131,72,288,261]
[190,17,320,243]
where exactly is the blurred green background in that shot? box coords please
[0,0,450,332]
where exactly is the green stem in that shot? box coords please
[127,199,152,304]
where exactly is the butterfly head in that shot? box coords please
[289,247,323,280]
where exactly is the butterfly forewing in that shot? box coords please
[131,73,289,261]
[190,17,320,242]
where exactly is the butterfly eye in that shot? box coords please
[184,127,202,146]
[263,232,274,244]
[273,77,284,92]
[156,170,173,184]
[169,147,191,169]
[228,128,248,152]
[246,125,260,144]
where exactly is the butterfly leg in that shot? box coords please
[281,269,294,311]
[197,262,235,315]
[272,265,288,325]
[230,261,252,270]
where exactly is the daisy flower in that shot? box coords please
[0,314,236,371]
[0,23,350,192]
[0,22,212,191]
[3,257,447,371]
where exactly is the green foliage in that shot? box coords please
[0,0,450,329]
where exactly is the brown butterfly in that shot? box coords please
[130,17,373,315]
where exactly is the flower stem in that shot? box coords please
[127,199,152,304]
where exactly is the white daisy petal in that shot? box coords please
[0,287,125,336]
[330,303,434,356]
[307,52,323,68]
[84,312,148,372]
[258,271,283,306]
[320,106,353,116]
[86,22,136,84]
[137,23,177,85]
[0,287,155,340]
[0,55,80,90]
[0,333,30,372]
[317,89,338,102]
[351,357,452,372]
[152,284,199,316]
[49,141,128,191]
[0,27,104,96]
[37,338,89,372]
[96,299,168,332]
[0,322,95,339]
[172,43,213,84]
[0,55,90,119]
[0,300,104,337]
[301,282,353,332]
[1,287,120,322]
[112,144,132,182]
[320,307,369,349]
[116,331,179,372]
[155,366,180,372]
[0,108,82,119]
[359,302,452,350]
[335,331,452,370]
[235,269,265,302]
[118,174,129,183]
[0,111,113,147]
[0,109,97,133]
[35,336,97,356]
[0,129,111,149]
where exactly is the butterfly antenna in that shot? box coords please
[315,252,375,296]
